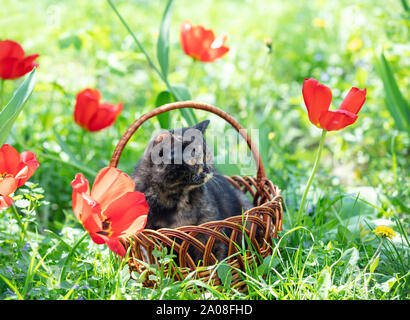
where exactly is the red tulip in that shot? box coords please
[302,78,366,131]
[71,167,149,257]
[0,40,39,80]
[74,88,123,132]
[180,21,229,62]
[0,144,39,209]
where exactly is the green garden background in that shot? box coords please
[0,0,408,300]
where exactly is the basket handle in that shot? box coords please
[110,100,267,183]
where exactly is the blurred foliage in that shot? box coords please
[0,0,409,299]
[0,0,408,235]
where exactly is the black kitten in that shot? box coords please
[132,120,252,262]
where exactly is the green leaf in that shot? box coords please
[257,255,280,275]
[316,268,332,300]
[0,68,37,145]
[375,53,410,134]
[375,277,397,293]
[155,90,174,128]
[336,225,355,244]
[172,84,191,101]
[343,247,360,267]
[171,85,198,126]
[340,247,360,280]
[216,262,232,288]
[400,0,409,12]
[58,35,82,50]
[369,254,380,274]
[157,0,174,78]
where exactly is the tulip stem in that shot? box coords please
[107,0,161,76]
[107,0,198,126]
[107,0,173,93]
[297,129,327,221]
[10,204,27,244]
[0,79,4,109]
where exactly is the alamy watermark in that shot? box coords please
[149,121,259,176]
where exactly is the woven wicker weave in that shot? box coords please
[110,101,283,292]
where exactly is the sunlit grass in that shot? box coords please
[0,0,409,300]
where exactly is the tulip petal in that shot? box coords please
[0,40,25,60]
[21,54,39,70]
[0,41,38,79]
[102,191,149,238]
[87,103,122,132]
[0,195,14,210]
[4,54,39,80]
[0,144,20,175]
[71,174,106,244]
[106,238,127,257]
[0,57,20,79]
[71,173,91,222]
[89,232,107,245]
[302,78,332,127]
[339,87,367,114]
[120,215,148,238]
[71,173,90,195]
[211,34,228,49]
[91,167,135,212]
[15,151,39,187]
[194,27,215,60]
[319,109,358,131]
[74,89,101,130]
[180,21,228,62]
[182,22,205,59]
[79,193,105,244]
[180,21,193,56]
[206,46,230,62]
[0,176,18,196]
[0,57,38,80]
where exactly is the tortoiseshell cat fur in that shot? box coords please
[131,120,252,263]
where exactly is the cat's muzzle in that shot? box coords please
[192,171,213,185]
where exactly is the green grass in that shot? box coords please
[0,0,409,300]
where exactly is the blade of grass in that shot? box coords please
[62,276,82,300]
[0,273,24,300]
[59,231,89,284]
[21,243,55,299]
[44,229,73,251]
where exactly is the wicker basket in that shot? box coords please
[110,101,283,292]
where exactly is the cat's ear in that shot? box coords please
[193,120,210,133]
